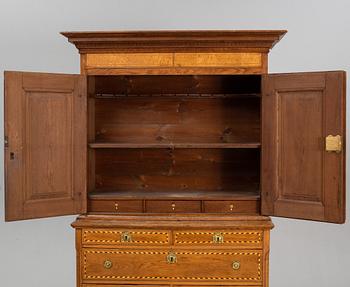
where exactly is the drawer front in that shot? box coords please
[174,231,263,248]
[88,200,144,213]
[82,248,262,283]
[203,200,260,214]
[82,229,170,246]
[146,200,201,213]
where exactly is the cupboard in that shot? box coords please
[4,30,346,287]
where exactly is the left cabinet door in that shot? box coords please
[4,71,87,221]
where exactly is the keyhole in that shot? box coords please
[10,152,15,160]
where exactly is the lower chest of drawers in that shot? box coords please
[74,216,272,287]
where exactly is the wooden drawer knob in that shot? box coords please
[232,261,240,270]
[103,260,113,269]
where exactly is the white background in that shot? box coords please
[0,0,349,286]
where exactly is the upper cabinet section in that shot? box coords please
[61,30,287,75]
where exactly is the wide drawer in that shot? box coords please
[174,230,263,248]
[82,229,170,246]
[82,248,262,283]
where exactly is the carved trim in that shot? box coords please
[61,30,287,53]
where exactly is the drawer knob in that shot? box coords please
[232,261,240,270]
[166,252,177,264]
[115,203,119,211]
[171,203,176,211]
[229,203,234,211]
[121,231,132,242]
[213,232,224,243]
[103,260,113,269]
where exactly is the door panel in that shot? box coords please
[261,71,346,223]
[4,71,87,221]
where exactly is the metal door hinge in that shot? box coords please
[325,135,342,153]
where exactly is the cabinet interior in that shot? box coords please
[87,75,262,213]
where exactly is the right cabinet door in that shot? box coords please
[261,71,346,223]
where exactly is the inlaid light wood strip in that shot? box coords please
[174,53,262,67]
[86,53,173,68]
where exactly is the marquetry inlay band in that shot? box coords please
[82,229,169,244]
[83,250,261,281]
[174,231,262,244]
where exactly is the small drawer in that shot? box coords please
[82,248,262,283]
[174,230,263,248]
[145,200,201,213]
[203,200,259,214]
[82,229,170,245]
[88,199,144,213]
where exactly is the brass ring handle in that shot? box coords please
[232,261,240,270]
[213,232,224,243]
[167,252,177,264]
[121,231,132,242]
[103,260,113,269]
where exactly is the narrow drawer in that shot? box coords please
[88,200,143,213]
[174,230,263,248]
[82,229,170,246]
[203,200,260,214]
[146,200,201,213]
[82,248,262,283]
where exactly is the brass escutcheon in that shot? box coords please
[213,232,224,243]
[166,252,177,264]
[121,231,132,242]
[232,261,240,270]
[103,260,113,269]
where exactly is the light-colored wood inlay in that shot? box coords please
[82,229,170,245]
[174,53,262,67]
[83,249,262,281]
[86,53,173,68]
[174,231,262,247]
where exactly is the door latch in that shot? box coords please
[325,135,342,153]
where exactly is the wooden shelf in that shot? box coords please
[89,142,261,149]
[95,93,261,99]
[88,190,260,201]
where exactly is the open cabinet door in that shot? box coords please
[4,71,87,221]
[261,71,346,223]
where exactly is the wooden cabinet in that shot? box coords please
[3,30,346,286]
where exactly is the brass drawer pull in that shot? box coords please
[103,260,113,269]
[115,203,119,211]
[171,202,176,211]
[121,231,132,242]
[167,252,177,264]
[229,203,234,211]
[232,261,240,270]
[213,232,224,243]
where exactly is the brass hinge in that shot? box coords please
[325,135,342,153]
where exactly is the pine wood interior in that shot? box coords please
[87,75,262,213]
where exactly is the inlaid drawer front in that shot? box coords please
[203,200,260,214]
[174,231,263,248]
[82,248,262,282]
[82,229,170,245]
[146,200,201,213]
